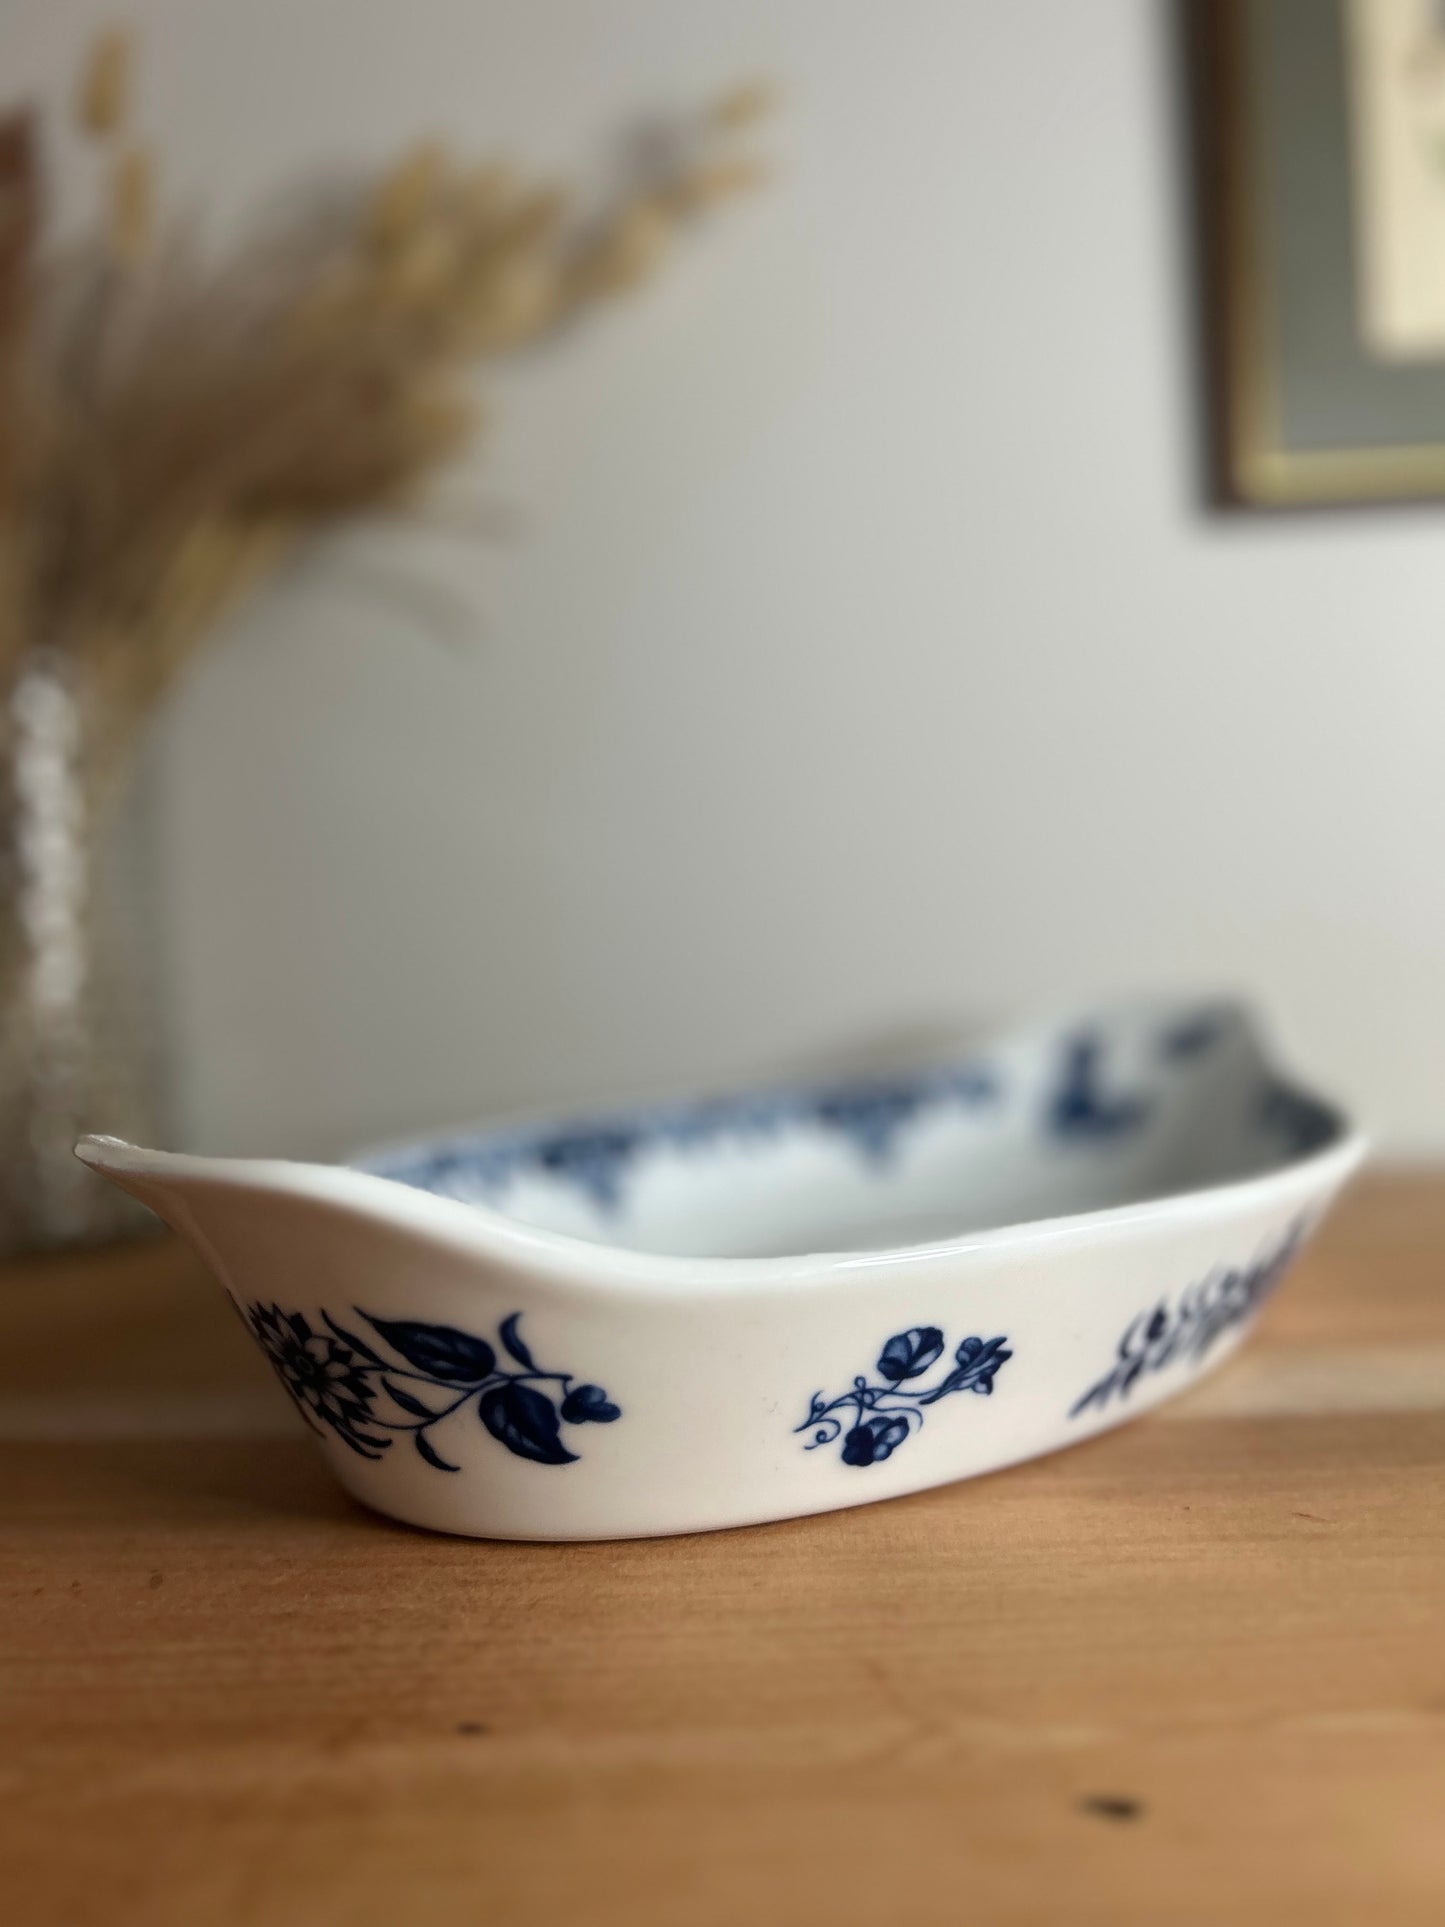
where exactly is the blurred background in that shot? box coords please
[4,0,1442,1183]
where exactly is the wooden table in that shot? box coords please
[3,1172,1443,1926]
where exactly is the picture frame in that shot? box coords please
[1192,0,1445,507]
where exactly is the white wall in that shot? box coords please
[7,0,1444,1156]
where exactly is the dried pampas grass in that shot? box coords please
[0,26,771,798]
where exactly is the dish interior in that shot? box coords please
[354,1004,1343,1259]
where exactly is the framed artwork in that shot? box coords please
[1194,0,1445,506]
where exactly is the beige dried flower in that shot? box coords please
[107,144,153,263]
[669,155,769,213]
[0,27,773,803]
[499,184,568,249]
[373,225,462,314]
[367,141,451,250]
[77,27,132,139]
[458,256,557,350]
[286,259,370,341]
[577,197,673,294]
[713,78,776,128]
[453,162,514,227]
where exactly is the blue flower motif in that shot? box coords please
[247,1305,390,1460]
[798,1327,1013,1468]
[247,1303,619,1472]
[841,1415,910,1466]
[560,1383,623,1423]
[877,1325,945,1382]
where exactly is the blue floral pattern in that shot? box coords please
[797,1325,1013,1467]
[1258,1080,1337,1157]
[356,1010,1344,1227]
[362,1064,999,1214]
[246,1303,619,1470]
[1068,1220,1305,1419]
[1050,1032,1149,1138]
[1157,1010,1227,1059]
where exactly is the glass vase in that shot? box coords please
[0,646,157,1253]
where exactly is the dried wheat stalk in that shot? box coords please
[0,31,771,800]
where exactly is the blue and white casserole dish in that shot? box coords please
[78,998,1364,1541]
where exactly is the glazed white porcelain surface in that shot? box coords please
[77,999,1364,1542]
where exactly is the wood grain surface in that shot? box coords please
[2,1172,1443,1926]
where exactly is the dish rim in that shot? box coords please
[76,1118,1367,1300]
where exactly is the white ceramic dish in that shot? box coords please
[78,998,1363,1542]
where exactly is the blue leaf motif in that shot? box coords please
[560,1383,622,1423]
[322,1310,386,1364]
[382,1377,441,1420]
[933,1334,1012,1398]
[414,1429,459,1472]
[497,1312,536,1371]
[479,1382,578,1465]
[877,1326,945,1382]
[362,1316,496,1384]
